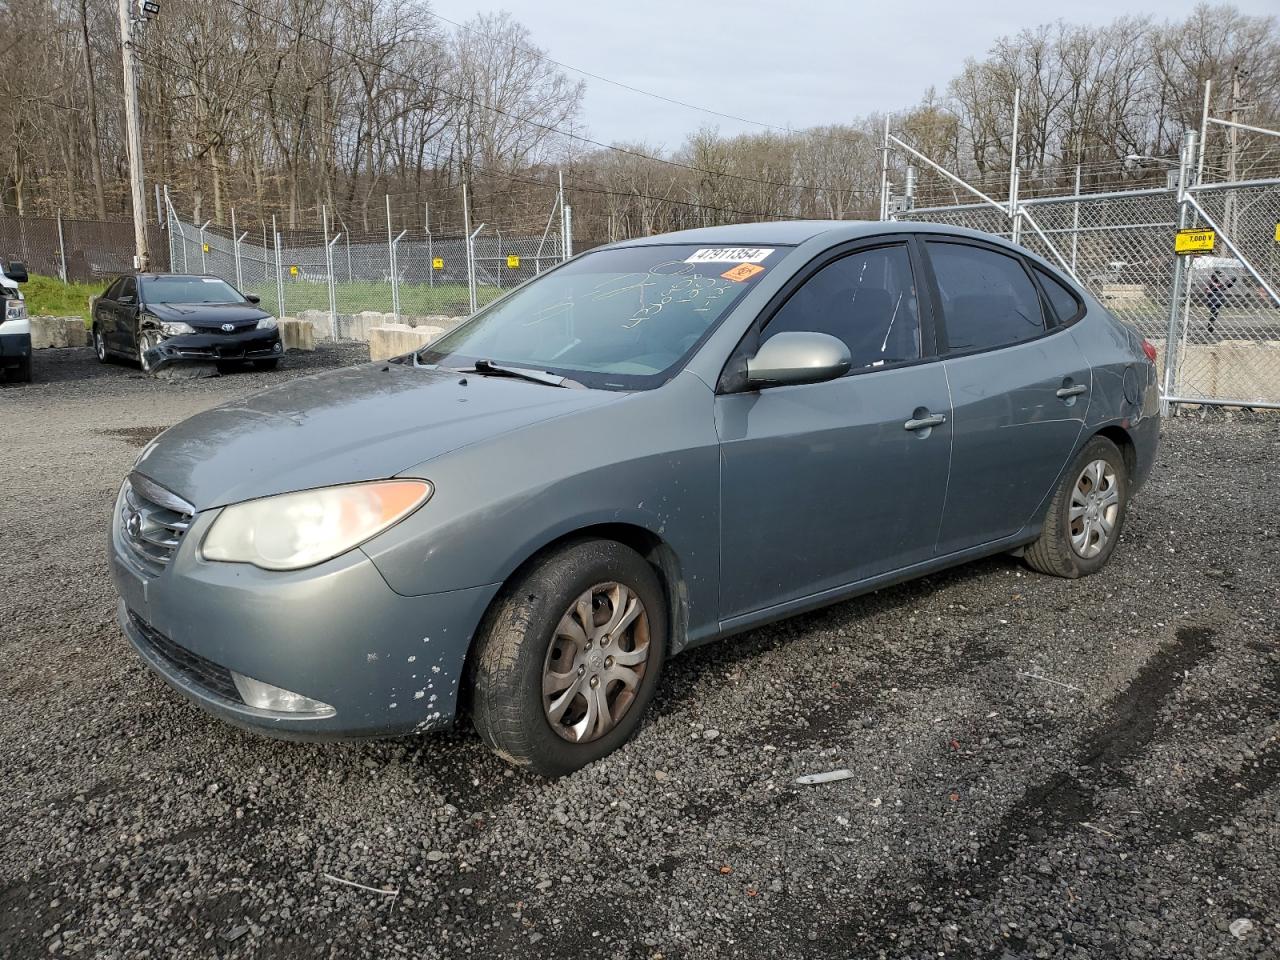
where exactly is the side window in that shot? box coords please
[1034,265,1083,325]
[102,278,124,301]
[925,241,1045,352]
[119,277,137,303]
[764,244,922,370]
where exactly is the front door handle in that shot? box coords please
[904,413,946,431]
[1056,384,1088,399]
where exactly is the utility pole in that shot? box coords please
[117,0,150,271]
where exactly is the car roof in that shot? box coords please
[603,219,1033,256]
[132,273,225,280]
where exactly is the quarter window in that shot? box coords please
[1034,265,1083,325]
[926,242,1045,352]
[764,244,922,370]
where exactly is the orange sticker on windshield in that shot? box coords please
[721,262,765,283]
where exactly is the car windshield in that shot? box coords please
[143,276,243,304]
[418,244,786,390]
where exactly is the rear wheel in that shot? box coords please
[93,326,109,363]
[1025,435,1129,578]
[471,540,667,777]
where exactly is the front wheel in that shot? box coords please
[470,540,667,777]
[137,329,160,373]
[1025,436,1129,578]
[93,326,109,363]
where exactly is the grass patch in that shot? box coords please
[20,274,105,319]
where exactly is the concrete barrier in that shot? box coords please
[1153,337,1280,404]
[296,309,333,340]
[369,324,445,361]
[277,317,315,352]
[30,316,89,349]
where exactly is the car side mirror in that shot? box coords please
[245,294,261,305]
[745,331,851,389]
[7,261,28,284]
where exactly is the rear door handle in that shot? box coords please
[904,414,946,431]
[1056,384,1088,398]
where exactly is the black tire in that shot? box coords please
[1025,435,1129,578]
[471,539,668,777]
[93,326,110,364]
[16,354,31,383]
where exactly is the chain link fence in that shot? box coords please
[166,187,568,340]
[900,175,1280,409]
[0,214,167,285]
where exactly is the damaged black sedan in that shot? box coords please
[91,274,283,373]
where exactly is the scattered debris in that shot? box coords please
[795,769,855,786]
[321,874,399,897]
[1017,671,1085,694]
[1229,918,1254,940]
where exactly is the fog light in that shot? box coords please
[232,671,335,716]
[272,341,282,353]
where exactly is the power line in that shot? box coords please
[422,8,802,137]
[218,0,868,198]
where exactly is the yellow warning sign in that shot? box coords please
[1274,223,1280,243]
[432,257,444,270]
[289,265,299,276]
[1175,228,1215,255]
[201,242,210,253]
[507,254,520,269]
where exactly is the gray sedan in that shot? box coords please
[110,221,1160,776]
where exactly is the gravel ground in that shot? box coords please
[1,346,1277,959]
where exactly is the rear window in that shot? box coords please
[926,241,1046,353]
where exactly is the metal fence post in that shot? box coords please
[230,207,242,290]
[272,216,285,318]
[1161,130,1196,416]
[322,206,339,332]
[198,220,211,273]
[564,205,573,258]
[55,210,68,282]
[463,183,476,314]
[391,230,406,323]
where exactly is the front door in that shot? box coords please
[716,240,952,622]
[920,238,1091,553]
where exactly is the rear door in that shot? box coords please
[113,276,140,355]
[921,238,1091,553]
[94,278,123,351]
[716,238,953,622]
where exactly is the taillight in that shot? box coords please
[1140,338,1157,363]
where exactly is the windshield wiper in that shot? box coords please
[464,359,577,388]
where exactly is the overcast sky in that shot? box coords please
[434,0,1276,150]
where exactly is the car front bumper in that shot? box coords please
[144,328,283,370]
[109,491,500,739]
[0,330,31,366]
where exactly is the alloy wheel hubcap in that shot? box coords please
[542,582,650,744]
[95,332,105,359]
[138,332,158,372]
[1069,459,1119,559]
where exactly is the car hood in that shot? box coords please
[132,362,622,510]
[145,302,270,329]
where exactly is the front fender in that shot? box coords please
[360,372,723,647]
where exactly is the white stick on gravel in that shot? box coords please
[322,873,400,897]
[795,769,855,785]
[1017,671,1085,694]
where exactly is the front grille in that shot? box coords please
[128,610,242,703]
[120,474,193,576]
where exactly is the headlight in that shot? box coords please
[201,480,432,571]
[256,316,278,330]
[4,298,25,321]
[159,320,196,336]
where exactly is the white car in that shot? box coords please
[0,261,30,383]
